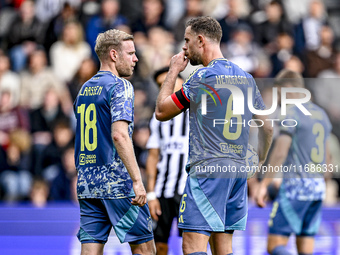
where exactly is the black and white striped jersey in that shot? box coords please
[146,110,189,198]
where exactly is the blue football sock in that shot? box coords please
[272,245,292,255]
[187,253,207,255]
[226,253,233,255]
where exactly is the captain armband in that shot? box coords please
[171,88,190,111]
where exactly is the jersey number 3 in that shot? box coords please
[77,103,98,151]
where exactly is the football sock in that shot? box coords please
[272,245,292,255]
[187,253,207,255]
[226,253,233,255]
[298,253,312,255]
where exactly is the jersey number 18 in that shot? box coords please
[77,103,98,151]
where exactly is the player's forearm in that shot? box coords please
[261,152,287,187]
[155,68,178,117]
[257,118,273,164]
[112,130,142,183]
[261,142,288,188]
[145,148,159,192]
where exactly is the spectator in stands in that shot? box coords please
[254,1,292,54]
[315,52,340,142]
[49,145,77,202]
[218,0,250,44]
[35,0,80,24]
[305,25,335,77]
[222,23,262,74]
[133,88,154,126]
[20,48,71,112]
[137,26,174,79]
[132,0,168,46]
[173,0,203,44]
[43,2,78,56]
[6,0,44,72]
[0,129,32,201]
[50,20,91,83]
[67,58,97,101]
[30,87,70,176]
[270,33,294,77]
[284,55,305,74]
[0,52,20,106]
[0,2,18,50]
[294,0,327,56]
[40,119,74,182]
[29,178,49,207]
[133,121,150,174]
[86,0,128,60]
[282,0,312,24]
[0,89,30,148]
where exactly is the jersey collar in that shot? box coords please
[207,58,228,67]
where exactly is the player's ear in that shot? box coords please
[198,35,205,47]
[110,49,118,62]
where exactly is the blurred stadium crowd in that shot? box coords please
[0,0,340,206]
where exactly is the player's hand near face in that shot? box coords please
[148,198,162,221]
[170,51,189,73]
[131,180,147,207]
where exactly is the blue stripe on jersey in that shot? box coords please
[190,176,224,231]
[114,205,140,242]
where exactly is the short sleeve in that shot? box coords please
[110,79,134,124]
[279,106,297,136]
[250,77,266,111]
[325,113,333,139]
[146,114,160,149]
[182,67,204,101]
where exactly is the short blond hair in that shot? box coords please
[95,29,134,61]
[274,69,304,88]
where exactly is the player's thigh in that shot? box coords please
[130,239,156,255]
[179,170,247,232]
[267,234,289,254]
[78,199,112,244]
[81,242,104,255]
[296,236,315,254]
[301,200,322,236]
[209,232,233,255]
[103,198,154,244]
[182,231,210,254]
[268,200,294,237]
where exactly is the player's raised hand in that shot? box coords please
[255,184,268,208]
[170,51,189,73]
[148,198,162,221]
[131,180,147,207]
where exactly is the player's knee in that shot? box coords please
[270,245,292,255]
[150,241,157,255]
[155,242,168,255]
[131,240,156,255]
